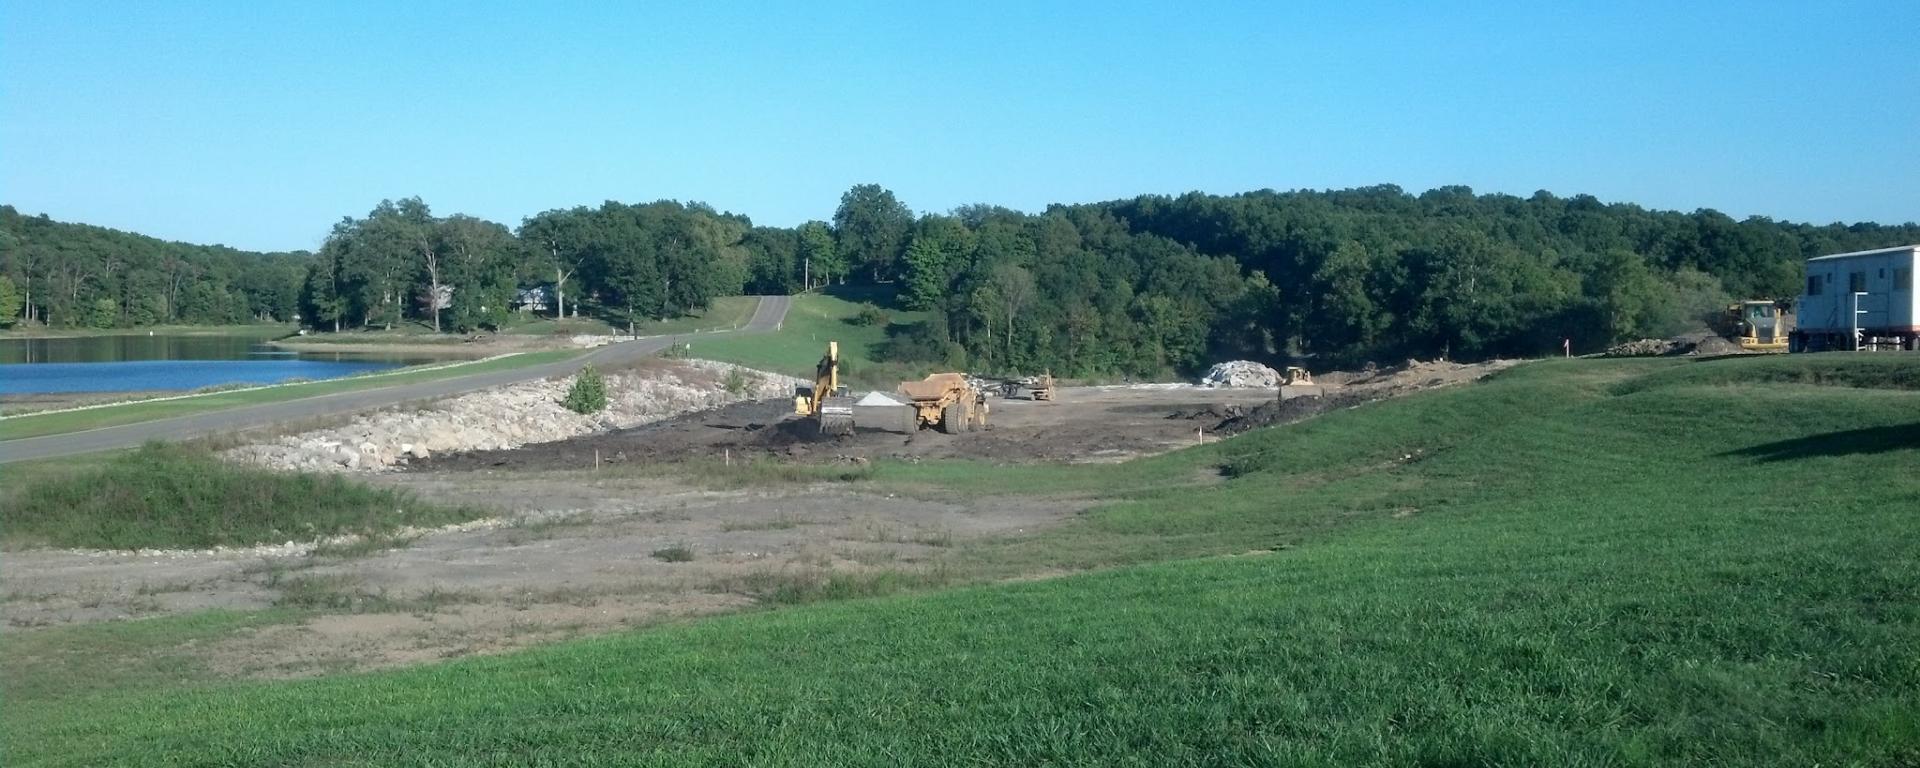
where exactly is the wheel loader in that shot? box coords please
[793,342,855,435]
[897,372,988,434]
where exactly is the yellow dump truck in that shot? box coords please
[896,373,988,434]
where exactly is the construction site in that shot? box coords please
[4,348,1515,678]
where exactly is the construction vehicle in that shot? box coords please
[1028,372,1056,402]
[1281,367,1313,386]
[897,372,989,434]
[1713,300,1793,353]
[793,342,855,435]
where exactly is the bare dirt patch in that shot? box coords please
[3,471,1079,678]
[417,385,1281,471]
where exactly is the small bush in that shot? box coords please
[848,303,891,327]
[651,545,696,563]
[562,365,609,414]
[723,367,758,396]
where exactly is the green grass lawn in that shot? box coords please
[687,287,928,386]
[0,349,580,440]
[10,355,1920,765]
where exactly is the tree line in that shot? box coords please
[6,187,1918,376]
[0,206,308,329]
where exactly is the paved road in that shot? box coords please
[0,295,792,464]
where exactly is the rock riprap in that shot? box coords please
[223,360,799,472]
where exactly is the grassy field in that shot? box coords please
[1,443,485,549]
[0,349,580,440]
[9,355,1920,765]
[686,287,928,386]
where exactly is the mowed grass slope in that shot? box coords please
[11,357,1920,766]
[685,287,926,386]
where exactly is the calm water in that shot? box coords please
[0,334,438,394]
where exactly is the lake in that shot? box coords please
[0,334,438,395]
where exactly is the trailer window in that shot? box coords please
[1808,275,1822,295]
[1898,268,1912,291]
[1850,271,1867,292]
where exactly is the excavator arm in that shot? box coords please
[793,342,855,434]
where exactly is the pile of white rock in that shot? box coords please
[1199,360,1283,388]
[223,360,798,473]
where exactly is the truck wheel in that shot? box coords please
[940,402,964,434]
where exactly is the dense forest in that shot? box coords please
[0,206,309,329]
[5,186,1918,375]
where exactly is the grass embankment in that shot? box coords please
[0,349,579,441]
[688,287,927,386]
[0,443,485,550]
[11,356,1920,765]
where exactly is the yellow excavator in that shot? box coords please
[794,342,855,435]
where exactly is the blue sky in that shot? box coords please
[4,1,1916,252]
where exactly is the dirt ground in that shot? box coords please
[3,473,1079,678]
[3,358,1518,680]
[420,385,1283,471]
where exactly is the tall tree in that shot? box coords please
[0,275,20,327]
[832,184,913,283]
[519,207,593,319]
[439,214,516,333]
[796,220,842,288]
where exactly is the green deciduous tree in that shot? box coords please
[832,184,913,283]
[797,221,842,289]
[0,275,20,327]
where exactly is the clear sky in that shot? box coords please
[4,1,1916,253]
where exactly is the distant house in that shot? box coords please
[514,286,552,313]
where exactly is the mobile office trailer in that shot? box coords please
[1792,245,1920,352]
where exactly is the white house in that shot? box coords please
[1793,244,1920,351]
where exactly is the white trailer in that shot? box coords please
[1792,244,1920,352]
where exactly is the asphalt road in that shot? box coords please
[0,295,791,464]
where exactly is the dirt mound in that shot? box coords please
[1200,361,1282,388]
[1603,333,1749,358]
[1211,391,1373,435]
[1692,335,1744,356]
[1605,338,1690,357]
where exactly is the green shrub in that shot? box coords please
[848,302,890,327]
[0,443,481,550]
[651,545,695,563]
[723,367,757,396]
[562,365,608,414]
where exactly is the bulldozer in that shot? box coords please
[897,372,988,434]
[1713,300,1793,353]
[793,342,855,435]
